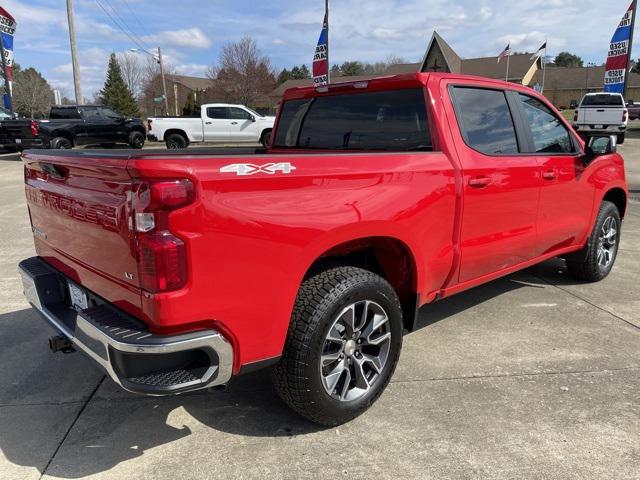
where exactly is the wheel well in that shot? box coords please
[260,128,272,139]
[304,237,419,332]
[131,126,145,135]
[163,129,188,141]
[603,188,627,218]
[51,131,73,143]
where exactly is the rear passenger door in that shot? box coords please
[203,107,232,142]
[515,93,594,254]
[449,86,541,283]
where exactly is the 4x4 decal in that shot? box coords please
[220,163,297,176]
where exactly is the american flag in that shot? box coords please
[312,9,329,86]
[497,42,512,63]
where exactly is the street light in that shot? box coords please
[130,47,169,115]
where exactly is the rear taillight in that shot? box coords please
[147,119,153,131]
[132,179,195,293]
[573,110,579,123]
[30,121,39,137]
[623,110,628,122]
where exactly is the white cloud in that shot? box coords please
[175,63,209,76]
[142,28,212,49]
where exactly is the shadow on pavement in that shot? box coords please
[0,262,587,478]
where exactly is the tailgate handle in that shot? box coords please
[597,109,605,112]
[40,163,67,179]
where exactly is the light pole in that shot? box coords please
[131,47,169,115]
[66,0,83,104]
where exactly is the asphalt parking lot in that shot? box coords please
[0,144,638,479]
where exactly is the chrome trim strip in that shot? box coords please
[19,265,233,395]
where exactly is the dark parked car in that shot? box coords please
[39,106,146,149]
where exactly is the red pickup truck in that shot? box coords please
[19,73,627,426]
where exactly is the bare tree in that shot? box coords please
[207,37,276,106]
[11,64,53,118]
[117,52,145,99]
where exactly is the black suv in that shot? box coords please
[38,106,146,149]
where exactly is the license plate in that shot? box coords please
[594,125,604,129]
[68,282,88,311]
[15,138,21,144]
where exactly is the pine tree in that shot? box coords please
[100,53,140,117]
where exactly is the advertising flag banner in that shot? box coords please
[0,6,16,108]
[604,2,635,94]
[313,11,329,86]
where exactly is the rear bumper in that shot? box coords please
[18,257,233,396]
[0,138,44,150]
[147,134,159,142]
[573,124,627,133]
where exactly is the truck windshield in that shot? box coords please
[274,88,431,151]
[581,94,624,107]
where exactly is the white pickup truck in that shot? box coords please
[147,104,276,149]
[573,93,628,144]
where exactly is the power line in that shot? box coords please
[102,0,153,50]
[93,0,153,54]
[119,0,153,40]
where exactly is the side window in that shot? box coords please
[518,94,574,153]
[452,87,519,155]
[50,108,81,120]
[79,107,102,121]
[98,107,122,120]
[229,108,253,120]
[206,107,229,119]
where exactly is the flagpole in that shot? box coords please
[506,51,510,82]
[326,0,330,84]
[624,0,637,99]
[542,37,548,94]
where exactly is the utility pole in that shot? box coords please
[0,32,13,113]
[157,47,169,115]
[623,0,638,99]
[66,0,83,104]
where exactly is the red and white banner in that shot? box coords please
[604,2,635,94]
[312,11,329,86]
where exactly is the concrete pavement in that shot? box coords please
[0,153,638,479]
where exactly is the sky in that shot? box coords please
[2,0,636,98]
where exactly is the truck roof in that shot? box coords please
[281,72,538,102]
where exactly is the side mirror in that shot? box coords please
[584,135,617,164]
[250,115,256,122]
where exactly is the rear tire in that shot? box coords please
[272,267,403,426]
[129,131,145,149]
[566,201,621,282]
[50,137,73,150]
[165,133,188,149]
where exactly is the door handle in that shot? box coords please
[542,170,557,180]
[468,176,491,188]
[231,122,239,125]
[205,122,212,125]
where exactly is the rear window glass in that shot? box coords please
[451,87,519,155]
[274,89,431,151]
[50,108,81,120]
[581,94,624,107]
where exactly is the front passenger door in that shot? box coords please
[227,107,258,142]
[516,94,594,254]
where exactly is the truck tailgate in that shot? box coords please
[23,151,141,310]
[578,107,623,125]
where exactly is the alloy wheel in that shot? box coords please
[597,216,618,268]
[320,300,392,402]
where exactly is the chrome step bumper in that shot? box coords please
[18,257,233,396]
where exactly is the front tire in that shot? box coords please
[165,133,188,149]
[567,201,621,282]
[272,267,403,426]
[617,133,625,144]
[129,131,145,149]
[260,129,272,148]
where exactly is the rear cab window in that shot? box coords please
[274,88,432,151]
[580,94,624,107]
